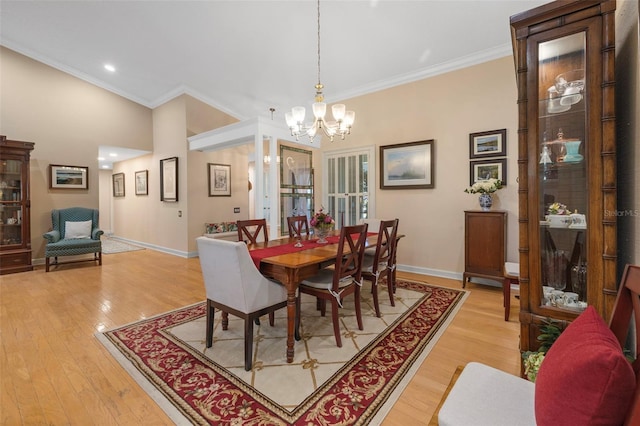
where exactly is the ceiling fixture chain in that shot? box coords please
[285,0,355,142]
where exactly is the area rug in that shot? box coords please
[97,279,467,425]
[101,237,145,254]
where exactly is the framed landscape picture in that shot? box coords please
[469,129,506,158]
[380,140,435,189]
[112,173,125,197]
[49,164,89,189]
[470,158,507,186]
[160,157,178,202]
[208,163,231,197]
[135,170,148,195]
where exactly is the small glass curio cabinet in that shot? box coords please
[510,0,617,354]
[0,136,35,274]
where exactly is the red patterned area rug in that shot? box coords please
[97,279,467,425]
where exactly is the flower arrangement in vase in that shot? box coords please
[310,208,334,244]
[464,179,503,211]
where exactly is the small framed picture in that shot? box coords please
[469,129,507,158]
[49,164,89,190]
[112,173,125,197]
[160,157,178,202]
[135,170,148,196]
[470,158,507,186]
[208,163,231,197]
[380,140,435,189]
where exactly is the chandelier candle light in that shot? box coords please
[285,0,355,142]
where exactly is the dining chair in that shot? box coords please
[296,223,368,347]
[196,237,287,371]
[237,218,268,244]
[287,215,310,239]
[362,219,399,317]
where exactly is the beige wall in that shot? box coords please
[315,57,519,277]
[0,46,153,258]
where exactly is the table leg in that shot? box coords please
[286,289,296,363]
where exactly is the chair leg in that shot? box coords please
[319,299,327,316]
[244,317,255,371]
[331,298,342,347]
[387,269,395,307]
[98,251,102,266]
[371,277,381,317]
[503,278,512,321]
[206,300,215,348]
[46,257,50,272]
[355,286,363,331]
[268,311,275,326]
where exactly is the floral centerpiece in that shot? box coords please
[547,202,569,215]
[464,179,503,211]
[464,178,503,194]
[310,208,334,243]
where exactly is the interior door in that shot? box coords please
[324,147,375,228]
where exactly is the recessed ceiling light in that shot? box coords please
[109,153,118,157]
[104,64,116,72]
[97,157,105,161]
[101,165,111,169]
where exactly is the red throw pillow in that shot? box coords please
[534,306,635,425]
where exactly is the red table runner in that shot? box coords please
[249,232,376,268]
[249,235,342,268]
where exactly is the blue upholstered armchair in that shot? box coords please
[42,207,103,272]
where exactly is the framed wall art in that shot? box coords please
[469,129,507,158]
[160,157,178,202]
[112,173,125,197]
[380,139,435,189]
[135,170,148,196]
[49,164,89,189]
[208,163,231,197]
[469,158,507,186]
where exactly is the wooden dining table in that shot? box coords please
[247,230,379,363]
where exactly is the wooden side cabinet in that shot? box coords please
[463,210,507,288]
[0,136,35,275]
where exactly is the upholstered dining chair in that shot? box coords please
[287,215,310,239]
[196,237,287,371]
[237,218,268,244]
[361,219,399,317]
[296,223,368,347]
[42,207,103,272]
[437,264,640,426]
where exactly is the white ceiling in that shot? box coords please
[1,0,551,167]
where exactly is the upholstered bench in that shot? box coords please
[203,221,239,242]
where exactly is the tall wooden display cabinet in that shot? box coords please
[510,0,617,353]
[0,136,35,274]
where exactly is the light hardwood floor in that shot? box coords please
[1,249,521,425]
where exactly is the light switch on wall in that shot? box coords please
[234,207,240,213]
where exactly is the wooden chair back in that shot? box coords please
[609,264,640,425]
[370,219,399,274]
[287,215,309,239]
[237,219,268,244]
[332,223,368,291]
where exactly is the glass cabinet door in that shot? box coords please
[537,32,589,312]
[0,159,24,247]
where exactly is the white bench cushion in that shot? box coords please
[438,362,536,426]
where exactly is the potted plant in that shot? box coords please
[522,318,563,382]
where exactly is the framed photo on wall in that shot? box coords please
[208,163,231,197]
[112,173,125,197]
[160,157,178,202]
[135,170,148,196]
[380,139,435,189]
[49,164,88,189]
[470,158,507,186]
[469,129,507,158]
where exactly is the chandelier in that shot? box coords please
[285,0,355,142]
